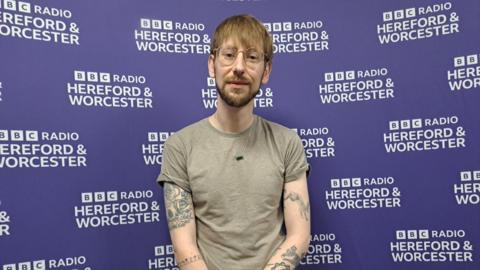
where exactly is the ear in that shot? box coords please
[208,54,215,78]
[261,61,272,84]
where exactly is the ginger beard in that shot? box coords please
[214,70,266,108]
[216,81,257,108]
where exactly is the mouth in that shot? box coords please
[227,81,250,87]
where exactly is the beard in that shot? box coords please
[216,77,260,108]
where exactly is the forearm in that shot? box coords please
[264,175,311,269]
[164,183,209,269]
[263,233,310,270]
[172,244,208,270]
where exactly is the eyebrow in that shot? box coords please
[221,47,260,51]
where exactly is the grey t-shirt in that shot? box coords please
[157,115,309,270]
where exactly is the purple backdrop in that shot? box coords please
[0,0,479,269]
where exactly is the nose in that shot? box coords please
[233,52,246,76]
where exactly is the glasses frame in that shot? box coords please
[212,47,269,67]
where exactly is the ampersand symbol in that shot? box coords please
[265,88,273,97]
[151,201,160,211]
[386,78,394,88]
[450,12,459,22]
[0,211,10,223]
[456,127,465,136]
[392,187,401,197]
[463,241,472,250]
[334,244,342,253]
[144,87,152,97]
[321,31,328,40]
[77,144,87,155]
[70,23,79,33]
[327,137,335,147]
[203,34,211,44]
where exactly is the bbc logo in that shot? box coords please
[263,22,291,32]
[324,71,355,82]
[74,71,111,83]
[140,18,173,30]
[396,229,429,240]
[331,177,361,188]
[454,54,479,68]
[81,191,118,203]
[0,130,38,142]
[154,245,174,256]
[1,0,32,13]
[3,260,46,270]
[460,170,480,181]
[148,132,172,142]
[389,119,422,131]
[207,77,216,87]
[383,8,416,22]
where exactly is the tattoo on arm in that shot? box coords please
[267,245,304,270]
[282,246,301,267]
[164,183,194,230]
[269,262,290,270]
[177,254,203,267]
[284,191,310,222]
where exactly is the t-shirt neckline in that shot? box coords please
[204,115,258,138]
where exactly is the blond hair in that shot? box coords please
[210,14,273,62]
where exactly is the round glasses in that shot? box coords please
[213,47,267,67]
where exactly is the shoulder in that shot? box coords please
[164,118,209,149]
[257,116,299,141]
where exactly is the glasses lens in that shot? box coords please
[217,48,264,66]
[246,50,261,64]
[219,48,236,65]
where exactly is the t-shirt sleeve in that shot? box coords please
[156,135,191,192]
[284,132,310,182]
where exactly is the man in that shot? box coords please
[158,14,310,270]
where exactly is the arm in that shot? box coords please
[164,182,208,270]
[263,173,311,270]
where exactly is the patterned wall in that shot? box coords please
[0,0,479,269]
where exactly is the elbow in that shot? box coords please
[287,225,311,250]
[298,222,311,246]
[300,228,311,248]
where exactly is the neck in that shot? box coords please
[209,98,254,134]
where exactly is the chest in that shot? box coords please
[187,137,285,215]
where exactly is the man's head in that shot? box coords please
[208,14,273,108]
